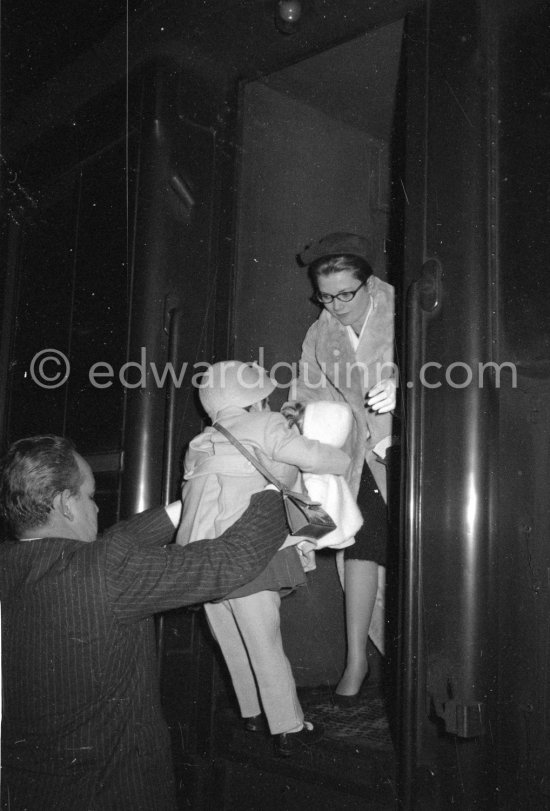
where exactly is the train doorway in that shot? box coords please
[207,19,406,809]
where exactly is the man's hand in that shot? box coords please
[366,379,396,414]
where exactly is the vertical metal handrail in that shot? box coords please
[398,260,441,809]
[156,295,182,669]
[161,296,182,506]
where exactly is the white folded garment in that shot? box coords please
[300,401,363,550]
[303,471,362,550]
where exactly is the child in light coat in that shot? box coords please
[176,360,350,756]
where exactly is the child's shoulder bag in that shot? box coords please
[212,422,337,541]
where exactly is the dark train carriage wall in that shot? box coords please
[116,67,221,519]
[1,64,221,526]
[1,89,138,526]
[0,62,239,804]
[0,0,424,542]
[397,1,550,806]
[0,0,415,523]
[494,2,550,798]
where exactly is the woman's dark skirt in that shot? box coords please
[344,462,388,566]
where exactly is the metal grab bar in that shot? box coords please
[162,295,182,508]
[398,258,441,809]
[156,295,182,668]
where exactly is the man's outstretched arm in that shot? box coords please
[108,489,289,620]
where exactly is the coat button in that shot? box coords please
[333,349,340,357]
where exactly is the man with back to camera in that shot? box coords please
[0,434,290,811]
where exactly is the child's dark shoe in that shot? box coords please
[274,721,325,757]
[243,714,268,733]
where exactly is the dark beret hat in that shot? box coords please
[297,232,374,267]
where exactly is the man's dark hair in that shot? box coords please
[0,435,82,537]
[308,254,373,287]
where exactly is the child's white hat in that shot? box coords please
[199,361,275,421]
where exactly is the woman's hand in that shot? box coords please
[366,378,396,414]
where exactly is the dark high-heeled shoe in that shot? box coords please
[332,672,370,707]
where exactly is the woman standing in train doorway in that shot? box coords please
[289,232,396,703]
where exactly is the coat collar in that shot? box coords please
[314,276,393,401]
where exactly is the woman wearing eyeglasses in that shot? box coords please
[289,232,396,705]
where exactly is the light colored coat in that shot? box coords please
[290,276,394,655]
[290,275,395,500]
[176,406,350,545]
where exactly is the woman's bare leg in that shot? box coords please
[335,558,379,696]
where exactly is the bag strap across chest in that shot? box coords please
[212,422,286,491]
